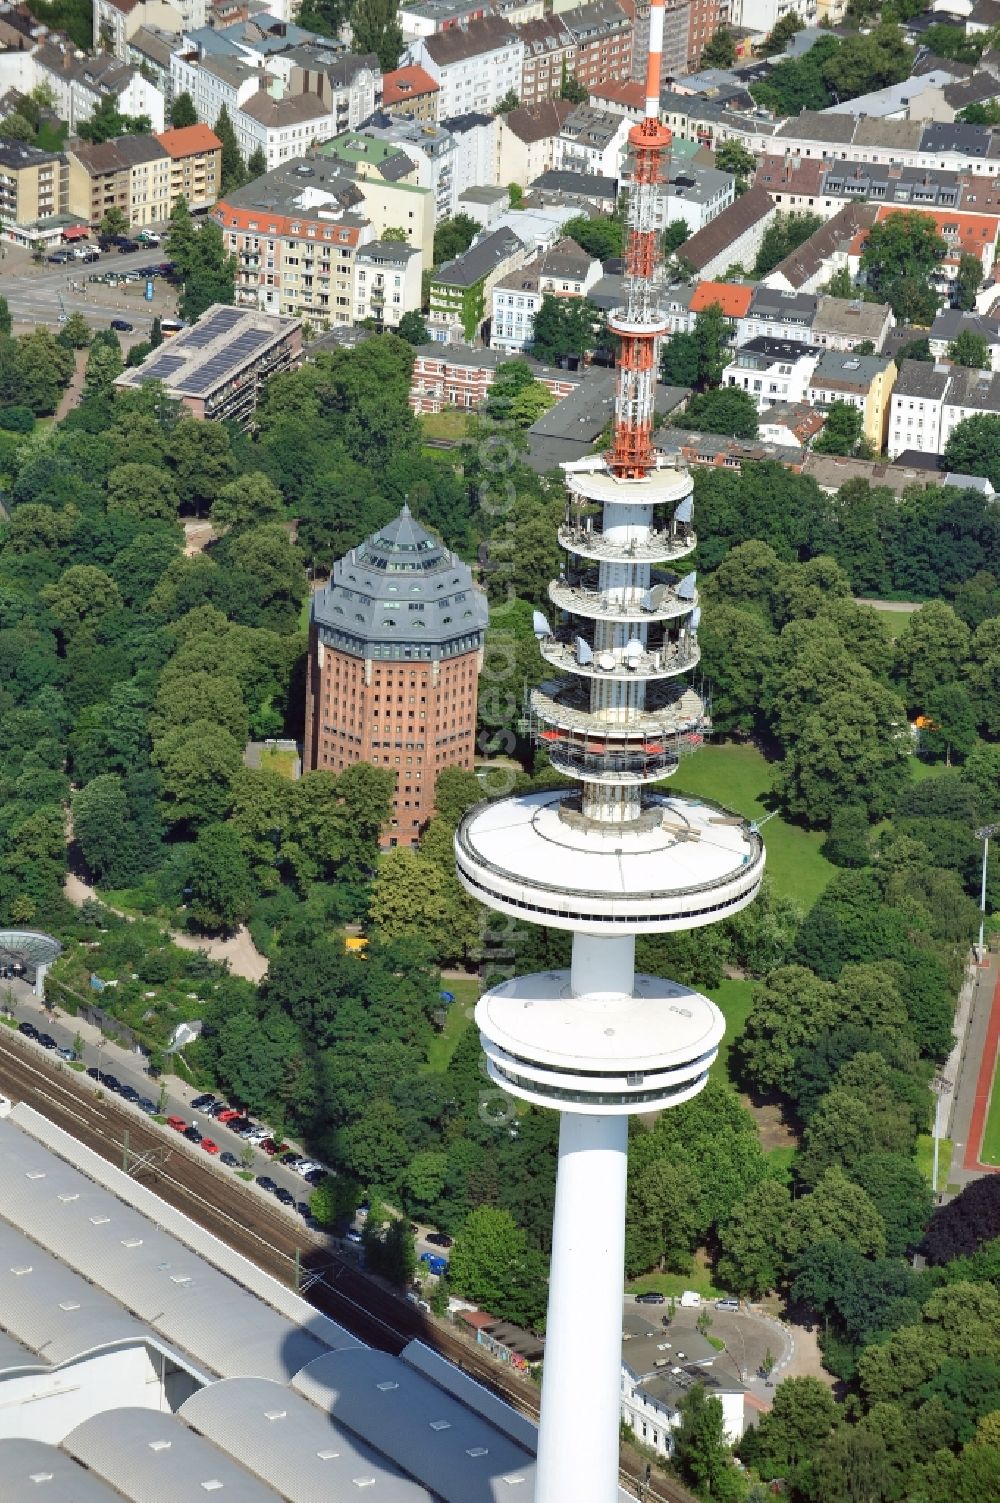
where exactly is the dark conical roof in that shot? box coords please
[312,506,488,662]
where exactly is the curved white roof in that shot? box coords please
[66,1408,283,1503]
[181,1376,433,1503]
[0,1440,124,1503]
[293,1348,536,1503]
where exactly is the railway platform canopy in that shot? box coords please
[0,928,61,997]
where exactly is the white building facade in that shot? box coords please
[408,16,524,118]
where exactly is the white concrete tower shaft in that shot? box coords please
[454,18,764,1503]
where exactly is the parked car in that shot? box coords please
[103,1076,122,1094]
[166,1115,187,1132]
[18,1022,39,1040]
[138,1097,157,1114]
[191,1093,216,1110]
[274,1187,295,1206]
[47,250,72,264]
[303,1169,328,1186]
[635,1292,665,1304]
[419,1252,448,1275]
[183,1125,203,1143]
[117,239,140,253]
[220,1151,240,1168]
[216,1107,241,1123]
[296,1201,312,1218]
[56,1046,77,1061]
[425,1231,452,1248]
[200,1138,220,1155]
[716,1297,740,1311]
[346,1230,364,1245]
[79,248,100,262]
[110,318,133,332]
[255,1175,278,1193]
[120,1085,140,1103]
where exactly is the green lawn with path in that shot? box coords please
[425,976,479,1071]
[871,604,918,639]
[669,744,834,909]
[706,977,755,1089]
[977,1060,1000,1170]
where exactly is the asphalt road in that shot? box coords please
[1,244,177,335]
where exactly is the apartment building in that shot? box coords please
[561,0,633,91]
[619,152,734,230]
[67,134,171,226]
[731,0,816,37]
[155,122,221,211]
[679,184,776,279]
[491,235,601,351]
[353,239,423,327]
[428,224,526,343]
[408,16,524,117]
[516,14,575,106]
[554,104,630,177]
[722,336,820,408]
[35,37,165,131]
[214,160,374,323]
[314,139,435,262]
[399,0,543,39]
[127,26,176,105]
[497,99,573,187]
[347,114,459,221]
[381,63,440,118]
[806,349,897,451]
[927,308,1000,367]
[0,139,68,247]
[629,0,689,86]
[93,0,189,59]
[410,342,579,410]
[888,359,1000,458]
[114,303,302,423]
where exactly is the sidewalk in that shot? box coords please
[949,951,1000,1183]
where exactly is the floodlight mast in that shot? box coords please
[453,11,765,1500]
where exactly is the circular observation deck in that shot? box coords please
[558,521,696,567]
[564,464,692,510]
[532,682,707,784]
[476,971,724,1115]
[455,788,765,935]
[539,633,699,682]
[548,577,697,626]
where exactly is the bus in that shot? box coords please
[160,318,185,337]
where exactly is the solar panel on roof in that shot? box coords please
[147,354,185,379]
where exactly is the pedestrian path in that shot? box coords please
[961,956,1000,1175]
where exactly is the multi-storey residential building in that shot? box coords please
[619,151,734,230]
[806,349,897,451]
[629,0,689,86]
[738,288,818,346]
[215,160,374,322]
[927,308,1000,366]
[677,182,776,279]
[811,295,893,353]
[763,202,878,294]
[688,279,751,340]
[888,359,1000,458]
[722,335,820,408]
[304,506,488,846]
[114,303,302,422]
[554,104,629,177]
[442,111,499,204]
[399,0,543,39]
[67,134,171,227]
[408,16,524,118]
[155,122,221,212]
[428,224,526,342]
[233,54,380,170]
[0,139,68,247]
[353,238,423,327]
[516,14,575,106]
[381,63,440,118]
[730,0,815,39]
[684,0,732,70]
[35,37,165,131]
[561,0,633,91]
[313,140,435,262]
[93,0,188,59]
[491,234,601,350]
[497,99,573,187]
[349,113,458,220]
[127,26,176,106]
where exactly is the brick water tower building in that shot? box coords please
[304,506,488,845]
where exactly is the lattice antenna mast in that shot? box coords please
[608,0,672,479]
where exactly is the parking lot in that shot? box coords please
[1,239,181,336]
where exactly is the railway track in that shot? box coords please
[0,1033,696,1503]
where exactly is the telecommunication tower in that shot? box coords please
[454,5,765,1499]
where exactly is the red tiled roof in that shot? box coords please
[689,280,753,318]
[590,78,644,110]
[382,64,439,106]
[156,124,222,158]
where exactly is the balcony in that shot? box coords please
[548,569,697,625]
[559,514,696,565]
[538,628,700,682]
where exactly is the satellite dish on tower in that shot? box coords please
[677,571,697,600]
[674,495,694,524]
[597,651,616,672]
[623,638,643,668]
[689,606,702,631]
[533,610,553,639]
[575,636,593,665]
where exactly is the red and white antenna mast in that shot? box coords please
[607,0,672,478]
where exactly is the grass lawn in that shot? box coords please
[706,978,755,1089]
[977,1051,1000,1170]
[765,1145,796,1181]
[628,1250,721,1300]
[916,1131,955,1189]
[425,976,479,1072]
[669,744,834,909]
[419,409,472,443]
[259,745,298,779]
[871,605,918,639]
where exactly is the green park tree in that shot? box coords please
[561,213,623,261]
[530,294,605,362]
[625,1148,702,1276]
[714,138,756,193]
[448,1206,547,1327]
[59,311,91,349]
[72,774,130,884]
[247,145,267,179]
[785,1166,887,1261]
[716,1177,793,1298]
[944,412,1000,488]
[740,1377,839,1480]
[210,471,285,532]
[153,721,243,830]
[893,599,971,710]
[214,103,247,193]
[861,211,945,323]
[351,0,404,71]
[494,88,520,113]
[82,332,123,398]
[99,205,128,240]
[560,65,588,103]
[682,386,759,439]
[754,212,824,278]
[702,26,736,66]
[813,400,865,456]
[0,295,11,336]
[186,822,255,933]
[948,330,991,369]
[672,1384,742,1499]
[955,252,983,311]
[169,92,198,128]
[105,461,179,521]
[396,309,428,345]
[777,683,910,826]
[663,218,691,255]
